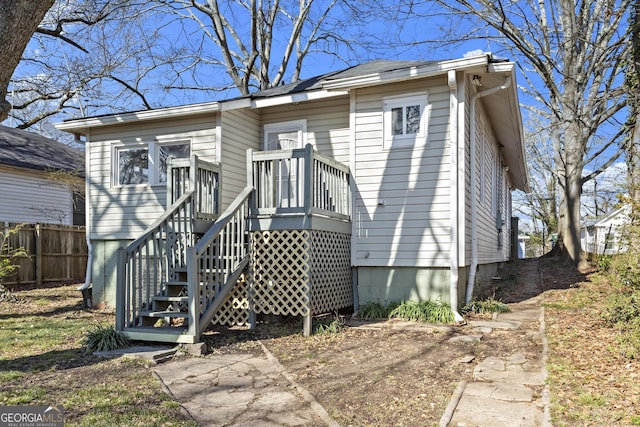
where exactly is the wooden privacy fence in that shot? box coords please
[1,222,87,285]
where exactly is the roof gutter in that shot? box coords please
[466,75,512,304]
[55,101,222,133]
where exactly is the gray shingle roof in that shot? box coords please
[246,59,434,99]
[0,126,84,172]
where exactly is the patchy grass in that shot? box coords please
[0,283,195,426]
[542,260,640,426]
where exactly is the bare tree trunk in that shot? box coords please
[631,116,640,202]
[0,0,55,121]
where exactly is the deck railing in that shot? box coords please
[249,144,350,220]
[116,190,195,330]
[168,155,220,222]
[186,186,253,338]
[116,155,220,332]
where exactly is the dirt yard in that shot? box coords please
[4,256,627,426]
[203,258,544,426]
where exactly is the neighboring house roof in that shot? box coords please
[0,126,84,173]
[583,204,632,230]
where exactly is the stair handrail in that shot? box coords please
[116,190,196,331]
[186,186,254,339]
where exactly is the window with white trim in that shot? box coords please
[263,119,306,150]
[383,93,427,149]
[114,141,190,187]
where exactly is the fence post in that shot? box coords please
[35,224,42,286]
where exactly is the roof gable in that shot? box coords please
[0,126,84,172]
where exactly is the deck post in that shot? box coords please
[303,314,312,337]
[186,246,199,340]
[303,144,314,216]
[115,247,126,331]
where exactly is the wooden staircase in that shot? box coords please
[115,154,252,344]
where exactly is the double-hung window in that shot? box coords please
[383,93,428,149]
[115,141,191,187]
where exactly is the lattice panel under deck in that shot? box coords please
[249,230,311,316]
[310,230,352,314]
[210,274,250,326]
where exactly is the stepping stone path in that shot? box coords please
[442,259,551,427]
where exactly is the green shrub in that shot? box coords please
[389,300,454,324]
[596,254,612,271]
[462,297,511,315]
[603,291,640,325]
[83,324,131,353]
[0,224,28,282]
[313,314,346,335]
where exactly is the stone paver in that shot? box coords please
[152,351,333,426]
[116,258,550,427]
[442,258,551,427]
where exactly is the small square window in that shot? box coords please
[383,94,427,149]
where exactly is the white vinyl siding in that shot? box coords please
[87,113,218,239]
[219,108,261,209]
[353,77,452,268]
[474,101,511,264]
[0,166,74,225]
[259,96,351,165]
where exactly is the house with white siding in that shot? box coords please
[56,54,528,343]
[0,126,84,226]
[581,204,632,257]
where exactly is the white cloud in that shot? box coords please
[463,49,490,58]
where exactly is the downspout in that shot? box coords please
[466,74,512,303]
[447,70,463,322]
[76,132,92,308]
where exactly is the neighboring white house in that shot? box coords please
[0,126,84,226]
[56,54,529,341]
[581,204,632,256]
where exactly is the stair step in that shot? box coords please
[122,327,196,344]
[165,281,188,287]
[140,310,189,319]
[153,295,188,302]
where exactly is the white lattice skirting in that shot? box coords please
[249,229,352,317]
[210,274,250,326]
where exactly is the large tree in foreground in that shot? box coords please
[0,0,55,121]
[415,0,631,265]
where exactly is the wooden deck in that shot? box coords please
[116,147,352,343]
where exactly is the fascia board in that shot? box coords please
[248,89,349,109]
[322,55,491,90]
[54,101,221,132]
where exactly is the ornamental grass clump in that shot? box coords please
[84,324,131,353]
[462,297,511,315]
[358,301,399,319]
[389,299,455,324]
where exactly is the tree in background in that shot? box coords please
[626,0,640,203]
[7,0,380,135]
[406,0,632,266]
[160,0,365,95]
[8,1,167,132]
[0,0,55,122]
